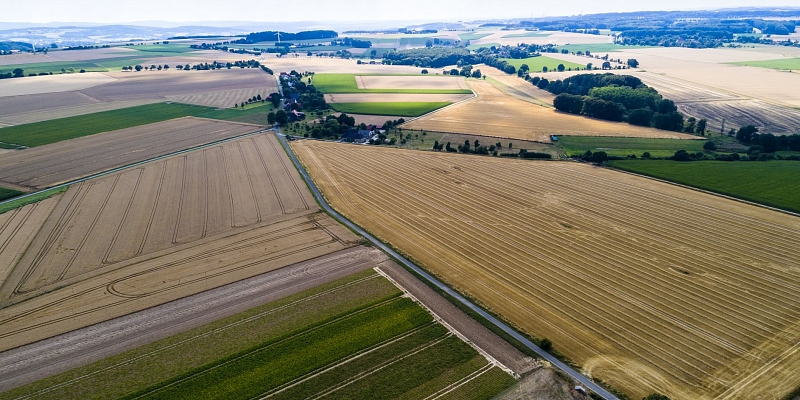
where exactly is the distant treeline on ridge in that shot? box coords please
[234,30,338,44]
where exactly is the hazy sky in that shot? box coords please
[3,0,799,24]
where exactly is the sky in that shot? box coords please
[3,0,799,24]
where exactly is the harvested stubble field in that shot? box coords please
[293,140,800,399]
[0,72,116,97]
[0,117,260,189]
[329,102,452,117]
[166,87,275,108]
[0,271,514,400]
[0,47,135,66]
[0,133,362,350]
[313,73,472,94]
[324,93,471,103]
[0,99,160,126]
[471,30,613,47]
[403,79,698,142]
[262,55,424,74]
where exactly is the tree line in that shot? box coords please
[234,30,338,44]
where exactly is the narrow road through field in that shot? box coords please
[275,132,619,400]
[0,247,378,391]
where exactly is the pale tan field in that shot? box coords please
[355,75,469,90]
[0,72,116,97]
[0,91,98,119]
[0,117,261,190]
[329,113,403,126]
[479,68,556,106]
[261,55,424,74]
[0,99,159,126]
[472,30,613,47]
[293,140,800,400]
[403,79,698,142]
[166,87,275,108]
[0,133,360,351]
[324,93,472,103]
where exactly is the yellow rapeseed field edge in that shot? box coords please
[292,140,800,400]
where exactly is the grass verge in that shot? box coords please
[0,187,24,202]
[313,73,472,94]
[608,160,800,213]
[558,136,706,158]
[329,102,451,117]
[0,186,67,215]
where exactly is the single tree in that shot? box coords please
[591,151,608,164]
[703,141,717,151]
[627,58,640,68]
[696,119,707,136]
[586,62,593,70]
[13,68,24,77]
[557,63,565,72]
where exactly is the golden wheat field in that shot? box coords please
[403,79,699,142]
[292,140,800,400]
[0,133,360,351]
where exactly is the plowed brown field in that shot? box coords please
[0,133,360,351]
[403,80,698,142]
[292,140,800,400]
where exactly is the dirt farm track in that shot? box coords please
[293,140,800,400]
[0,133,360,351]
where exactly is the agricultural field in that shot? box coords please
[293,140,800,399]
[609,160,800,213]
[329,102,452,117]
[469,30,614,47]
[730,57,800,71]
[324,93,471,103]
[0,47,136,66]
[499,56,585,72]
[555,44,655,54]
[0,57,142,76]
[404,79,699,142]
[0,72,116,97]
[0,187,23,202]
[0,99,161,126]
[312,73,472,94]
[0,117,260,189]
[0,133,364,350]
[557,136,707,158]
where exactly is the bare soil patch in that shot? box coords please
[404,79,697,142]
[294,140,800,399]
[355,75,469,90]
[0,133,360,351]
[0,117,261,189]
[0,73,116,97]
[324,93,471,103]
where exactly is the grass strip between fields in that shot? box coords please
[558,136,706,158]
[0,187,24,202]
[609,160,800,214]
[499,56,585,72]
[312,74,472,94]
[0,186,67,215]
[329,102,452,117]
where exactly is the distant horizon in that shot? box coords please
[3,1,800,27]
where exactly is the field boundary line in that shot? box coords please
[375,266,517,378]
[424,363,494,400]
[402,80,478,124]
[606,164,800,218]
[0,128,272,211]
[275,131,619,400]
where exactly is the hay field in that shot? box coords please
[0,73,116,97]
[324,93,471,103]
[293,140,800,399]
[166,87,275,108]
[0,133,360,350]
[0,117,259,189]
[355,75,469,90]
[403,79,697,142]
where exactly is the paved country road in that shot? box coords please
[276,130,619,400]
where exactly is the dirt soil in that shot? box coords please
[0,117,261,189]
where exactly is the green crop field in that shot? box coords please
[608,160,800,213]
[312,74,472,94]
[0,187,24,202]
[0,102,275,147]
[131,44,199,54]
[2,271,514,400]
[0,103,217,147]
[467,42,500,50]
[554,44,654,54]
[330,102,451,117]
[499,56,585,72]
[0,186,67,215]
[0,56,146,75]
[558,136,706,158]
[730,58,800,71]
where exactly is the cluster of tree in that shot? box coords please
[234,94,264,108]
[235,30,338,44]
[380,118,406,130]
[735,125,800,153]
[750,19,796,35]
[305,114,356,139]
[122,64,170,71]
[0,41,33,53]
[189,42,232,51]
[0,68,26,79]
[382,47,473,68]
[260,65,273,75]
[64,45,111,50]
[541,74,686,131]
[281,71,328,111]
[330,37,372,48]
